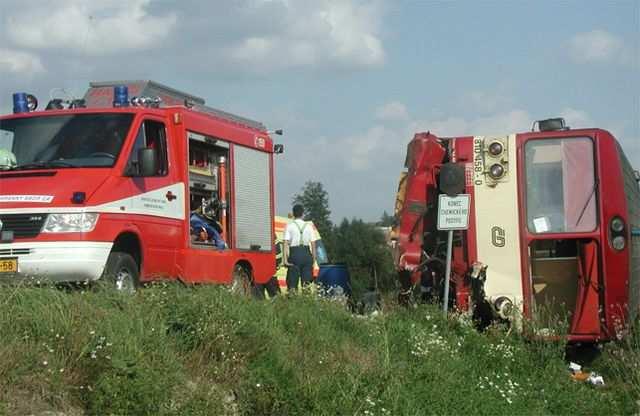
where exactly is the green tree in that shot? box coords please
[377,210,395,227]
[292,181,333,239]
[332,218,395,292]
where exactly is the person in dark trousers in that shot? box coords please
[283,204,316,291]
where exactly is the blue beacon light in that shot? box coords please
[113,85,129,107]
[13,92,29,113]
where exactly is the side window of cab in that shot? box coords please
[126,120,168,176]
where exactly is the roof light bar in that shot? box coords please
[13,93,29,113]
[113,85,129,107]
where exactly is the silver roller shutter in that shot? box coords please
[233,145,272,251]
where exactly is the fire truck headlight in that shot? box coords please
[42,213,99,233]
[611,217,625,233]
[488,163,505,179]
[612,235,626,251]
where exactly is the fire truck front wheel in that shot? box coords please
[102,252,140,293]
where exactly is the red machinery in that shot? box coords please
[393,119,640,341]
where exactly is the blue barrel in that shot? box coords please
[316,264,351,297]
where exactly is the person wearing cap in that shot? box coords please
[283,204,316,291]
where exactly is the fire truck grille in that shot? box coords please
[0,214,46,238]
[0,248,31,256]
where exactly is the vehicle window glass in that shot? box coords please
[127,120,168,176]
[0,114,133,169]
[0,129,13,150]
[525,137,597,233]
[315,240,329,264]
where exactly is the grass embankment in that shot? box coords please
[0,283,637,415]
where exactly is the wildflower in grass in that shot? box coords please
[478,372,521,404]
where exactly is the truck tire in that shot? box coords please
[231,264,263,299]
[102,252,139,293]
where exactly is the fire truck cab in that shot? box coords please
[0,81,278,292]
[394,118,640,341]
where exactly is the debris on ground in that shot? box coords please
[587,373,605,387]
[568,362,605,386]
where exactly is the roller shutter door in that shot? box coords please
[233,145,272,251]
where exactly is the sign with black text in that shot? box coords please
[437,194,470,230]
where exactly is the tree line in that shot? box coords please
[292,181,396,292]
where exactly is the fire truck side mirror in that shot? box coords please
[274,144,284,154]
[138,148,158,177]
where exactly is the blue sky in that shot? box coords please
[0,0,638,222]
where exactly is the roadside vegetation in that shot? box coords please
[0,282,637,415]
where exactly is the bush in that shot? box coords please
[331,218,396,296]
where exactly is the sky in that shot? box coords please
[0,0,638,222]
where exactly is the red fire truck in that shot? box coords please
[0,80,279,293]
[393,118,640,341]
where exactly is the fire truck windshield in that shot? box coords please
[525,137,597,234]
[0,113,134,170]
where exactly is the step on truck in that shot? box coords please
[0,80,281,293]
[392,118,640,341]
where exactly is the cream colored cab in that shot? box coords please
[472,135,524,314]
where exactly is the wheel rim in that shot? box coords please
[231,266,251,296]
[114,267,134,292]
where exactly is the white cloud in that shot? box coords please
[0,0,384,74]
[224,0,385,71]
[4,0,177,54]
[568,30,626,64]
[460,88,515,114]
[559,108,593,129]
[410,109,532,138]
[330,109,533,173]
[341,125,401,170]
[0,48,44,74]
[375,101,409,122]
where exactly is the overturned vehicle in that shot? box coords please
[392,118,640,341]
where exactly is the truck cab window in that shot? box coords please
[127,120,168,176]
[525,137,597,233]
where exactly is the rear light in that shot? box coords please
[611,217,625,233]
[609,216,626,251]
[612,236,626,251]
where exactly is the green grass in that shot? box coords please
[0,282,637,415]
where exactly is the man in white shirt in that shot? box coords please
[283,204,316,290]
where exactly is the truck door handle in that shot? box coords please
[166,191,177,201]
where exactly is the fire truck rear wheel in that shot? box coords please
[231,264,263,299]
[103,252,139,293]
